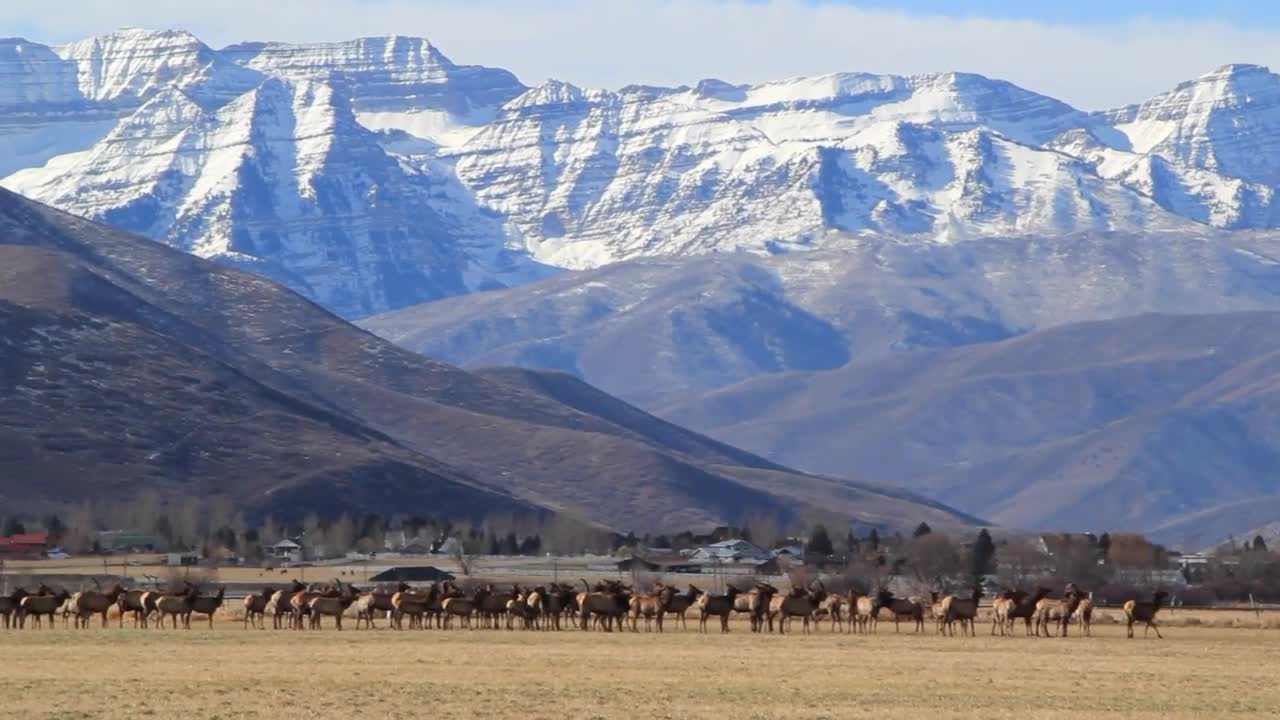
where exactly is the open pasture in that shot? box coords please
[4,620,1278,720]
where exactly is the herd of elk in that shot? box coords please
[0,578,1173,638]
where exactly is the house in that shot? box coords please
[0,532,49,558]
[96,530,165,553]
[772,545,805,559]
[690,539,771,563]
[166,551,200,566]
[267,539,304,563]
[368,566,455,583]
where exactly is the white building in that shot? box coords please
[690,539,771,563]
[268,539,303,563]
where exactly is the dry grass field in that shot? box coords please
[4,620,1278,720]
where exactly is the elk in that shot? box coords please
[941,587,983,637]
[441,585,480,629]
[696,585,741,633]
[815,592,847,632]
[0,587,29,629]
[117,588,151,629]
[289,582,342,630]
[523,586,547,631]
[1074,594,1095,637]
[268,580,306,629]
[990,590,1021,636]
[578,580,631,632]
[155,586,200,630]
[507,587,541,630]
[242,587,274,630]
[1123,590,1170,639]
[772,582,827,635]
[1034,588,1083,638]
[874,589,926,633]
[730,583,777,632]
[71,584,126,629]
[18,587,70,629]
[543,584,578,631]
[309,583,361,630]
[1001,587,1051,636]
[628,586,668,632]
[476,584,517,629]
[928,592,947,634]
[190,586,226,629]
[660,584,702,631]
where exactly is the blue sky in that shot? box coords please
[840,0,1280,25]
[3,0,1278,109]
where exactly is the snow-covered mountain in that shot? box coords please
[6,29,1280,316]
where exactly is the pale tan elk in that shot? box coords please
[1123,590,1169,639]
[928,592,947,634]
[523,586,547,631]
[851,591,878,634]
[268,580,306,629]
[874,589,926,633]
[190,586,226,629]
[1034,589,1083,638]
[242,587,274,630]
[696,586,741,633]
[309,584,361,630]
[815,593,848,632]
[441,590,478,630]
[71,584,125,629]
[730,583,778,633]
[390,587,431,630]
[507,587,540,630]
[1074,594,1095,637]
[628,586,668,632]
[155,587,200,630]
[19,587,70,629]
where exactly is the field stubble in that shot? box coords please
[3,620,1278,720]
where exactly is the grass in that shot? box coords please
[4,619,1279,719]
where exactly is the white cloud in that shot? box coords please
[3,0,1277,109]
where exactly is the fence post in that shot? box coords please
[1250,593,1261,627]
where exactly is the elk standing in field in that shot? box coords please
[0,587,29,629]
[1123,590,1170,639]
[117,588,151,629]
[18,586,70,629]
[941,587,983,637]
[815,592,847,632]
[850,590,877,634]
[772,582,827,635]
[1001,587,1051,636]
[629,585,668,632]
[309,583,361,630]
[242,587,274,629]
[1074,593,1095,637]
[190,586,226,629]
[697,585,741,633]
[579,580,631,632]
[874,589,926,633]
[155,586,200,630]
[267,580,306,629]
[660,584,702,631]
[731,583,777,633]
[71,584,126,629]
[1034,587,1083,638]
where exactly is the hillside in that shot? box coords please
[658,312,1280,536]
[0,188,974,532]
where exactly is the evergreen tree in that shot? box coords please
[44,514,66,543]
[867,528,881,551]
[845,529,858,554]
[971,528,996,576]
[806,524,834,556]
[1098,532,1112,561]
[913,522,933,538]
[1253,535,1269,553]
[2,517,26,537]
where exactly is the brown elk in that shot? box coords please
[117,588,151,629]
[772,582,827,635]
[730,582,777,633]
[18,586,70,629]
[579,580,631,632]
[696,585,742,633]
[441,584,481,629]
[0,587,29,629]
[1034,588,1083,638]
[289,582,342,630]
[999,587,1051,636]
[1123,590,1170,639]
[874,589,926,633]
[71,584,126,629]
[309,583,361,630]
[242,587,274,629]
[815,593,847,632]
[941,587,983,637]
[155,586,200,630]
[190,586,226,629]
[660,584,702,631]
